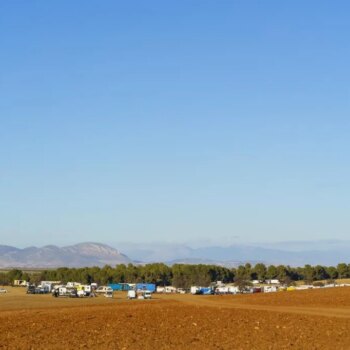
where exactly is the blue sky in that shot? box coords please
[1,1,349,247]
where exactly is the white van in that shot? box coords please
[127,290,136,299]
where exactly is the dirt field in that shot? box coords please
[1,287,350,349]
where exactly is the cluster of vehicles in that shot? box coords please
[51,283,115,298]
[190,282,281,295]
[12,279,284,298]
[24,281,112,298]
[17,279,254,298]
[127,289,152,300]
[26,281,61,295]
[51,284,154,299]
[23,281,155,299]
[156,286,186,294]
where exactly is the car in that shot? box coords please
[0,288,7,293]
[143,290,152,299]
[137,290,152,299]
[104,290,113,298]
[96,286,113,294]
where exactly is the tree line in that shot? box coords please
[1,262,350,288]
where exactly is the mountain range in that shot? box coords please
[0,240,349,268]
[117,240,350,267]
[0,242,131,268]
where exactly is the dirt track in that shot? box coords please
[1,287,350,349]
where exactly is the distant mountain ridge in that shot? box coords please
[0,242,132,268]
[1,240,349,268]
[117,240,350,266]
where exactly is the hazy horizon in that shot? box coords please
[3,237,350,251]
[2,238,350,267]
[1,1,350,248]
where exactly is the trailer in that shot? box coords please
[13,280,28,287]
[66,282,82,288]
[191,286,214,295]
[165,286,177,293]
[177,288,186,294]
[108,283,131,291]
[40,281,61,292]
[200,287,214,295]
[215,286,229,294]
[263,285,278,293]
[266,279,280,285]
[136,283,156,293]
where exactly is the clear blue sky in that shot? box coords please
[1,1,349,247]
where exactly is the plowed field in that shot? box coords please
[1,287,350,349]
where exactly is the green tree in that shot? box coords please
[314,265,328,281]
[337,263,349,279]
[252,263,267,281]
[276,265,289,283]
[266,265,277,279]
[303,265,315,283]
[7,269,23,284]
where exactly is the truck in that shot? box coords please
[190,286,214,295]
[191,286,201,295]
[26,285,37,294]
[136,283,156,293]
[76,285,93,297]
[27,285,49,294]
[52,286,78,298]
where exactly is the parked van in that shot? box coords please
[127,290,136,299]
[137,290,152,299]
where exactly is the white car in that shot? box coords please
[137,290,152,299]
[143,290,152,299]
[96,286,113,294]
[0,288,7,293]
